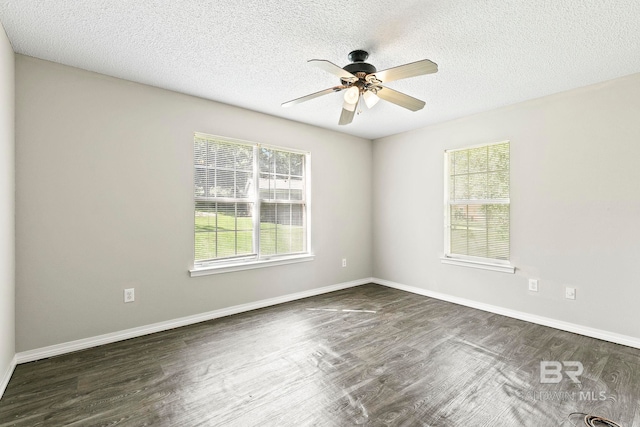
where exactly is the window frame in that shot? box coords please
[441,140,515,274]
[190,133,313,277]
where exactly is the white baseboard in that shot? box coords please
[16,278,372,364]
[15,276,639,367]
[0,354,17,400]
[372,277,640,350]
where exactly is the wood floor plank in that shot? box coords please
[1,283,639,426]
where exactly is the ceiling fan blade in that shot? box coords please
[370,59,438,84]
[309,59,358,82]
[282,86,344,108]
[376,86,426,111]
[338,98,358,125]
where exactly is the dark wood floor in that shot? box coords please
[1,284,639,426]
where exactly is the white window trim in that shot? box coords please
[190,253,315,277]
[442,140,515,274]
[191,133,312,275]
[440,254,515,274]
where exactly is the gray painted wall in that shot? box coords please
[13,52,640,355]
[0,24,15,382]
[373,73,640,338]
[15,55,373,352]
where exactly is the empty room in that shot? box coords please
[1,1,640,426]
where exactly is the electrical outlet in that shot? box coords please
[528,279,539,292]
[565,287,576,300]
[342,258,347,267]
[124,288,135,303]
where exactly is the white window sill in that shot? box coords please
[440,256,515,274]
[190,254,315,277]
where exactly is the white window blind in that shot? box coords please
[445,141,510,261]
[259,147,307,256]
[194,133,309,265]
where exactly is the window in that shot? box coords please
[193,133,310,273]
[443,141,512,272]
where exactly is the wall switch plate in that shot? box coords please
[124,288,135,303]
[342,258,347,267]
[528,279,539,292]
[565,287,576,300]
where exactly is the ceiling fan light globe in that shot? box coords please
[343,86,360,105]
[363,91,380,108]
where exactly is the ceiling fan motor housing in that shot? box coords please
[343,50,377,77]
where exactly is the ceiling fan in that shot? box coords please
[282,50,438,125]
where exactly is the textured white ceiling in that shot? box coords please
[2,0,640,139]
